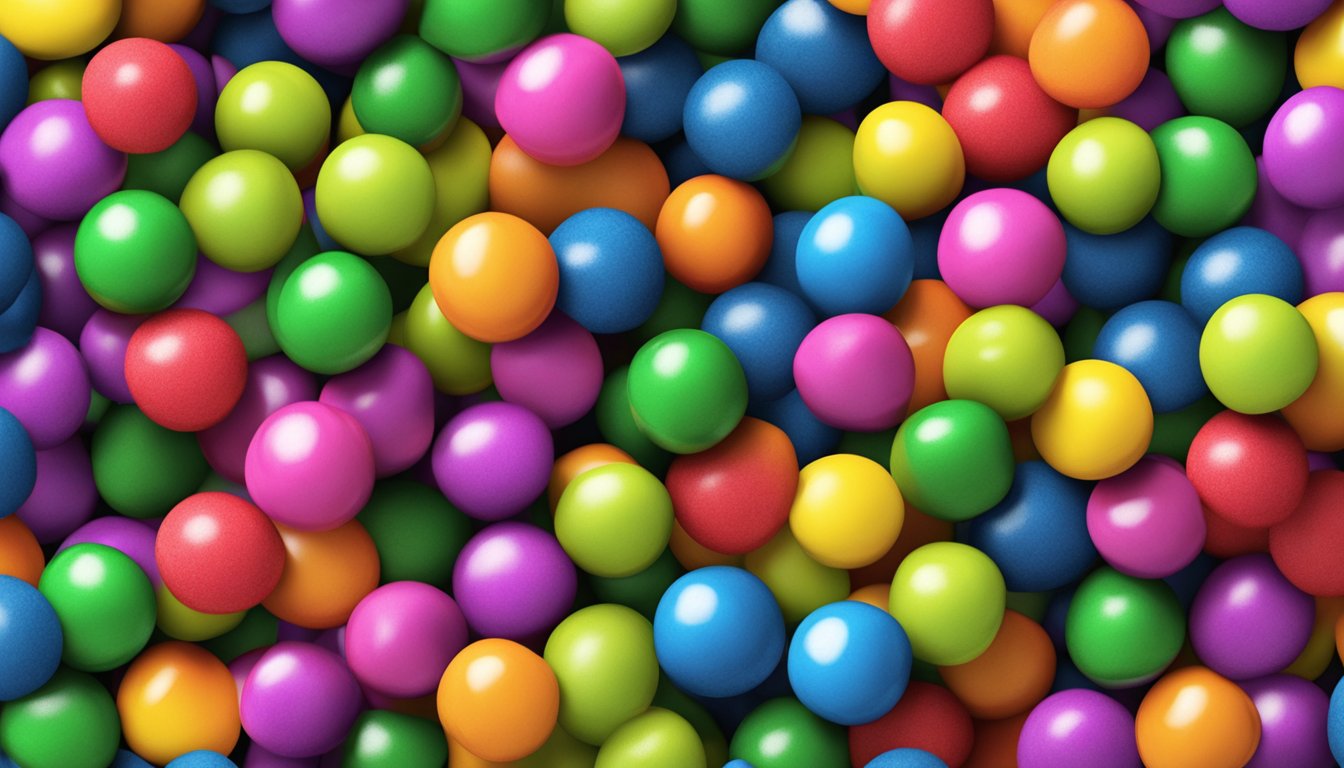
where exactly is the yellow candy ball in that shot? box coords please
[1031,359,1153,481]
[853,101,965,220]
[790,454,904,569]
[1297,1,1344,90]
[116,642,241,765]
[0,0,121,60]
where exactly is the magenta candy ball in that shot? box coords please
[1189,554,1315,680]
[198,356,317,484]
[0,99,127,221]
[33,225,97,341]
[17,436,97,544]
[1086,456,1205,579]
[58,516,159,584]
[174,255,270,317]
[1243,155,1311,254]
[1224,0,1333,31]
[937,188,1066,308]
[792,313,915,432]
[244,400,376,531]
[1241,674,1334,768]
[495,33,626,166]
[344,581,468,698]
[273,0,407,67]
[79,310,143,404]
[168,44,218,139]
[490,312,602,428]
[1029,278,1079,327]
[1264,87,1344,210]
[0,327,91,449]
[240,641,363,759]
[430,401,553,521]
[451,521,577,642]
[1130,0,1221,18]
[1018,689,1141,768]
[320,346,435,477]
[231,647,266,698]
[1297,207,1344,297]
[1108,69,1184,133]
[456,57,507,128]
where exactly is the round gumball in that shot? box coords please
[943,55,1077,183]
[0,575,61,701]
[0,406,35,518]
[1166,8,1286,128]
[888,542,1006,665]
[702,283,815,401]
[215,61,329,172]
[352,35,461,148]
[1298,208,1344,296]
[1066,567,1185,687]
[39,543,155,672]
[431,402,553,520]
[317,134,435,256]
[1181,227,1303,324]
[760,116,858,214]
[1107,68,1184,132]
[401,284,493,396]
[1029,0,1149,108]
[1093,301,1206,414]
[1270,470,1344,596]
[1061,218,1172,311]
[393,117,492,267]
[0,213,32,316]
[544,604,659,745]
[938,610,1054,720]
[550,207,664,334]
[790,454,902,569]
[0,668,120,768]
[866,0,993,85]
[163,751,235,768]
[943,305,1065,420]
[555,462,674,578]
[356,479,471,589]
[1087,456,1206,578]
[628,329,747,453]
[180,150,303,272]
[864,749,948,767]
[452,522,576,641]
[198,357,316,484]
[1242,675,1332,768]
[848,682,974,768]
[0,35,20,131]
[1298,3,1344,89]
[273,251,392,374]
[616,34,700,144]
[1225,0,1330,29]
[595,707,706,768]
[793,313,914,431]
[1264,87,1344,211]
[82,38,196,155]
[756,0,885,114]
[117,642,240,765]
[320,346,435,476]
[1151,116,1258,237]
[241,642,362,759]
[681,61,796,183]
[796,196,913,317]
[653,566,786,697]
[273,0,405,67]
[673,0,779,55]
[1017,689,1140,768]
[1188,411,1309,528]
[91,405,208,519]
[0,328,90,450]
[19,436,96,545]
[1135,667,1262,768]
[496,34,625,166]
[565,0,674,56]
[345,582,467,698]
[264,520,379,629]
[657,174,773,295]
[1048,117,1161,235]
[1199,294,1318,414]
[0,100,126,221]
[550,443,638,510]
[1283,293,1344,450]
[1032,359,1153,481]
[853,101,965,220]
[745,527,851,624]
[154,584,244,642]
[491,312,601,428]
[341,710,448,768]
[890,400,1014,522]
[418,0,548,60]
[156,492,284,614]
[437,638,559,762]
[938,188,1065,309]
[789,600,912,725]
[1190,554,1313,680]
[74,190,196,314]
[729,697,849,768]
[0,516,43,586]
[597,366,673,474]
[123,309,246,432]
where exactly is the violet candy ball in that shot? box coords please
[1224,0,1333,31]
[0,327,91,449]
[33,225,97,341]
[16,436,97,544]
[244,743,320,768]
[1086,455,1205,579]
[273,0,407,68]
[1190,554,1314,680]
[1242,674,1334,768]
[1029,278,1080,328]
[244,401,375,531]
[456,57,507,128]
[58,516,160,584]
[0,99,127,221]
[1131,0,1221,18]
[174,255,270,317]
[793,313,915,432]
[1243,155,1311,254]
[0,190,49,239]
[1297,207,1344,297]
[198,355,317,484]
[79,310,144,404]
[344,581,468,698]
[168,44,218,139]
[1018,689,1141,768]
[431,401,553,521]
[490,312,603,428]
[937,188,1066,308]
[1107,69,1184,133]
[451,521,577,641]
[1131,3,1178,50]
[319,345,434,477]
[240,642,362,759]
[1264,87,1344,210]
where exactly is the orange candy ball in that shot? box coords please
[1028,0,1150,109]
[1135,666,1262,768]
[263,520,380,629]
[656,175,773,294]
[547,443,637,510]
[990,0,1053,58]
[117,642,241,765]
[114,0,206,42]
[0,515,44,586]
[938,610,1056,719]
[437,638,560,763]
[884,279,973,415]
[669,520,743,570]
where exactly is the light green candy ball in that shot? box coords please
[315,134,435,256]
[555,463,674,578]
[888,541,1006,665]
[595,708,707,768]
[179,149,303,272]
[215,61,331,171]
[564,0,677,56]
[1047,116,1161,235]
[1199,293,1319,414]
[544,604,659,745]
[943,305,1065,420]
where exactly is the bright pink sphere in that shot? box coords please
[938,188,1066,308]
[1087,456,1206,579]
[793,313,915,432]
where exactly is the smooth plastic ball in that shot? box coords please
[1093,300,1207,414]
[760,115,858,214]
[729,697,849,768]
[1264,87,1344,211]
[272,0,406,68]
[673,0,780,55]
[853,101,965,220]
[543,603,659,745]
[1182,227,1304,324]
[0,327,91,450]
[215,61,329,172]
[0,668,120,768]
[340,710,448,768]
[756,0,886,115]
[1166,8,1287,128]
[263,519,380,629]
[117,642,241,765]
[1048,117,1160,235]
[82,38,197,154]
[656,174,773,294]
[1029,0,1149,109]
[867,0,993,85]
[595,707,707,768]
[0,575,61,701]
[702,282,816,400]
[90,405,207,519]
[418,0,549,61]
[431,402,553,521]
[554,462,674,578]
[565,0,675,56]
[39,543,155,672]
[316,134,435,256]
[274,251,392,375]
[549,207,663,334]
[937,188,1065,309]
[352,35,462,148]
[1135,667,1262,768]
[1087,456,1206,579]
[683,59,801,182]
[1151,116,1258,237]
[1032,359,1154,481]
[436,638,560,763]
[0,35,22,131]
[790,453,902,569]
[789,600,912,725]
[1190,554,1313,680]
[74,189,196,314]
[240,642,362,759]
[345,581,467,698]
[793,313,914,432]
[179,150,303,272]
[943,305,1065,420]
[155,492,283,615]
[628,328,748,453]
[890,399,1014,522]
[1199,294,1318,414]
[1065,567,1185,687]
[451,522,576,641]
[0,100,126,221]
[1241,674,1333,768]
[888,542,1006,665]
[1018,689,1140,768]
[796,196,913,317]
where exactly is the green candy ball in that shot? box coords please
[889,399,1015,522]
[651,678,729,768]
[943,305,1065,421]
[729,697,849,768]
[39,544,156,672]
[544,604,660,745]
[0,668,120,768]
[316,134,435,256]
[1063,306,1107,363]
[589,548,683,621]
[215,61,331,171]
[122,131,217,204]
[1047,117,1160,235]
[27,59,84,102]
[1066,567,1185,687]
[74,189,196,314]
[835,428,899,469]
[633,278,713,346]
[180,149,304,272]
[565,0,677,56]
[91,405,209,518]
[273,250,393,374]
[595,367,671,476]
[1148,396,1222,463]
[341,710,448,768]
[419,0,551,60]
[353,35,462,147]
[555,463,674,578]
[1150,116,1257,238]
[673,0,781,55]
[595,708,707,768]
[762,116,857,213]
[401,283,493,395]
[1198,293,1319,414]
[888,541,1006,666]
[628,329,748,454]
[1166,8,1287,129]
[357,478,472,588]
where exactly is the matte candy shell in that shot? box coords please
[262,520,380,629]
[124,309,247,432]
[938,610,1055,720]
[867,0,994,85]
[155,492,284,614]
[1187,411,1309,528]
[1270,470,1344,596]
[82,38,197,154]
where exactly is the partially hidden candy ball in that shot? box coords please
[937,188,1065,309]
[1135,666,1262,768]
[431,401,553,521]
[1066,567,1184,687]
[702,282,816,401]
[319,345,434,476]
[240,642,362,759]
[273,0,407,68]
[38,543,156,673]
[889,399,1015,522]
[853,101,965,220]
[756,0,886,114]
[1029,0,1149,109]
[1151,116,1258,238]
[1199,294,1318,414]
[0,406,36,519]
[1241,674,1333,768]
[0,574,62,701]
[1180,227,1303,325]
[273,250,393,375]
[794,313,914,432]
[263,520,380,629]
[125,309,247,432]
[345,581,468,698]
[1018,689,1139,768]
[1282,293,1344,451]
[0,327,91,450]
[155,492,284,615]
[315,134,434,256]
[867,0,993,85]
[1265,87,1344,211]
[1093,300,1207,414]
[180,150,303,272]
[0,99,126,221]
[1189,554,1314,680]
[451,522,576,641]
[491,311,602,428]
[82,38,197,154]
[116,642,240,765]
[1087,456,1206,579]
[942,304,1065,420]
[683,59,801,181]
[554,462,674,578]
[1269,470,1344,596]
[790,453,903,569]
[550,207,664,334]
[436,638,559,763]
[1187,410,1309,528]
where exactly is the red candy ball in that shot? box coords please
[665,418,799,556]
[125,308,248,433]
[1270,470,1344,597]
[868,0,995,86]
[155,491,286,613]
[1201,504,1268,559]
[849,681,974,768]
[82,37,198,154]
[941,55,1077,182]
[1186,411,1309,529]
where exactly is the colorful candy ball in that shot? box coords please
[431,401,553,521]
[788,600,913,725]
[888,542,1006,665]
[124,309,247,432]
[240,642,363,759]
[937,188,1066,309]
[793,313,915,432]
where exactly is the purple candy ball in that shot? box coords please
[79,309,144,404]
[1297,207,1344,297]
[33,225,97,341]
[938,188,1066,308]
[1243,155,1311,254]
[889,74,942,111]
[1264,87,1344,210]
[168,44,218,139]
[240,642,362,759]
[245,744,320,768]
[1107,69,1184,132]
[174,255,270,317]
[0,100,127,221]
[452,521,577,642]
[1241,674,1334,768]
[1087,456,1205,579]
[0,190,50,239]
[16,436,97,544]
[273,0,407,68]
[198,355,317,484]
[0,327,91,449]
[1130,0,1221,18]
[431,401,553,521]
[58,516,160,584]
[1190,554,1314,680]
[455,57,508,129]
[1224,0,1333,31]
[490,312,602,428]
[1029,278,1080,327]
[1129,2,1178,49]
[792,313,915,432]
[1018,689,1141,768]
[344,581,468,698]
[1307,451,1336,471]
[319,346,435,477]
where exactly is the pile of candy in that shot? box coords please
[3,0,1344,766]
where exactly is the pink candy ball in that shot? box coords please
[1086,455,1206,579]
[490,311,603,428]
[343,581,468,698]
[495,33,626,166]
[431,401,554,521]
[792,313,915,432]
[937,188,1066,308]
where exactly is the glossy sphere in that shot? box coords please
[1135,667,1262,768]
[430,212,559,342]
[345,582,467,698]
[745,527,850,623]
[74,190,196,314]
[888,542,1006,665]
[656,175,773,294]
[938,188,1066,309]
[117,642,240,765]
[198,357,316,484]
[791,454,902,569]
[0,575,61,701]
[550,207,664,334]
[1188,411,1309,528]
[491,312,601,427]
[1299,3,1344,89]
[889,398,1011,522]
[0,668,120,768]
[628,329,747,453]
[1264,87,1344,210]
[1029,0,1149,108]
[848,681,974,768]
[653,567,786,697]
[544,604,659,745]
[124,309,246,431]
[241,642,362,758]
[943,305,1065,420]
[91,405,207,519]
[943,55,1077,183]
[938,610,1054,719]
[1283,293,1344,450]
[273,0,406,67]
[419,0,548,60]
[341,709,448,768]
[756,0,885,114]
[352,35,461,147]
[1181,227,1303,325]
[179,150,303,272]
[156,492,283,614]
[432,402,553,521]
[1093,301,1207,414]
[1299,208,1344,296]
[82,38,196,154]
[320,346,435,476]
[555,462,674,577]
[596,707,707,768]
[402,284,493,395]
[264,520,380,629]
[684,60,801,181]
[1032,359,1153,481]
[274,251,392,374]
[853,102,965,220]
[1190,554,1313,680]
[0,516,44,587]
[1066,567,1185,686]
[437,638,559,763]
[795,196,914,317]
[452,522,576,640]
[1243,674,1333,768]
[0,406,35,518]
[0,328,90,450]
[565,0,675,56]
[1199,294,1318,414]
[1088,456,1205,578]
[1270,470,1344,596]
[1048,117,1160,234]
[793,313,915,431]
[1018,689,1140,768]
[789,601,912,725]
[702,283,816,400]
[316,134,434,256]
[496,34,625,166]
[867,0,993,85]
[39,543,155,672]
[0,99,126,221]
[1151,116,1258,237]
[729,697,849,768]
[1167,8,1286,128]
[215,62,329,172]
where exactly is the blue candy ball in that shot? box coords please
[788,601,911,726]
[1332,677,1344,766]
[909,211,945,281]
[865,748,950,768]
[756,211,812,300]
[209,0,271,15]
[112,749,155,768]
[211,10,350,104]
[0,35,25,138]
[0,213,33,312]
[754,0,885,115]
[618,34,702,144]
[683,60,802,181]
[1180,226,1303,324]
[0,267,40,355]
[959,461,1096,592]
[659,140,713,189]
[1093,300,1207,413]
[796,196,914,316]
[165,751,238,768]
[0,407,35,518]
[703,282,816,400]
[551,207,665,334]
[653,566,786,698]
[0,575,63,701]
[749,389,840,465]
[1061,218,1172,311]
